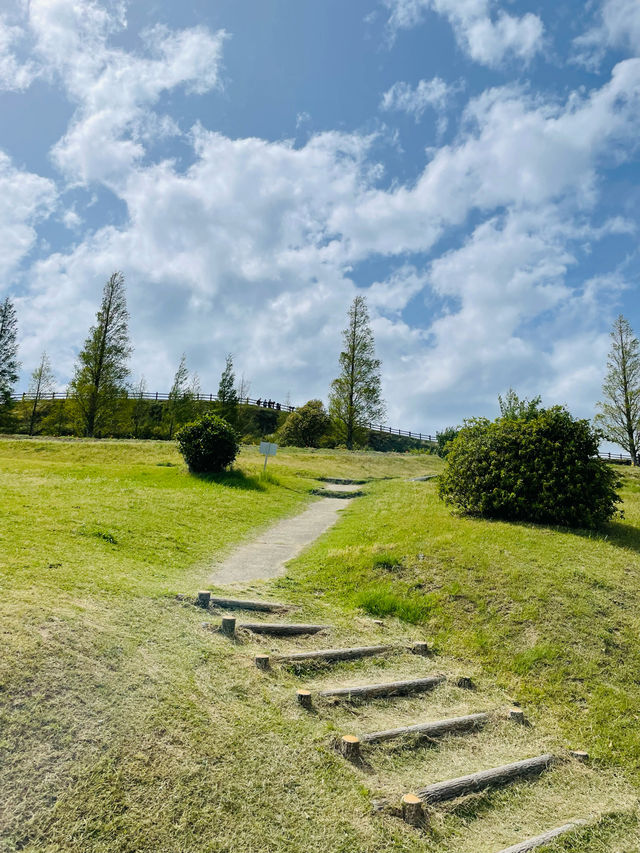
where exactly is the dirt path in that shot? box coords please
[207,485,360,586]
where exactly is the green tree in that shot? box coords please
[498,388,542,420]
[278,399,330,447]
[217,353,238,426]
[0,296,20,407]
[329,295,385,449]
[165,354,189,439]
[70,272,131,437]
[130,376,148,439]
[27,351,56,435]
[439,405,620,528]
[435,426,459,458]
[595,315,640,465]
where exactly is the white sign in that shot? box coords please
[259,442,278,456]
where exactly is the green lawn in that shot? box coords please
[1,438,639,852]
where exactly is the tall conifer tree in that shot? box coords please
[27,351,56,435]
[70,272,131,437]
[217,353,238,425]
[596,314,640,464]
[329,295,385,449]
[0,296,20,407]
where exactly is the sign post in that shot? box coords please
[259,441,278,473]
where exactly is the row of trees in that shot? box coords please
[0,274,388,448]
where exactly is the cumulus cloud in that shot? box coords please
[0,151,57,273]
[6,1,640,434]
[13,0,228,184]
[573,0,640,68]
[380,77,456,128]
[384,0,544,67]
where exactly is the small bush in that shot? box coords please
[176,412,239,474]
[277,399,331,448]
[438,405,621,528]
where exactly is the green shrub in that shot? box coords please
[438,405,621,528]
[435,425,459,457]
[277,399,330,447]
[176,412,239,473]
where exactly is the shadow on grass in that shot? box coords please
[191,470,267,491]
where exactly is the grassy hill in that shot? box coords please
[1,437,638,851]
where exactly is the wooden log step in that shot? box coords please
[417,753,556,804]
[239,622,329,636]
[359,712,489,744]
[319,674,445,701]
[495,819,586,853]
[276,644,394,664]
[208,596,289,613]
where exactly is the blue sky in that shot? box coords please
[1,0,639,441]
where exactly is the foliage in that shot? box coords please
[498,388,542,420]
[216,353,239,426]
[69,272,131,437]
[277,399,330,447]
[176,411,239,473]
[0,296,19,408]
[435,425,459,457]
[595,314,640,464]
[329,295,385,449]
[165,354,190,440]
[27,351,56,435]
[438,405,621,528]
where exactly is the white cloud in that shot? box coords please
[0,15,37,90]
[0,151,57,274]
[7,3,640,434]
[14,0,228,185]
[380,77,456,127]
[384,0,544,67]
[573,0,640,68]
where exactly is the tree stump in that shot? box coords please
[340,735,361,761]
[401,793,426,828]
[569,750,589,763]
[297,689,312,710]
[221,616,236,638]
[509,707,526,725]
[255,655,270,671]
[411,642,430,656]
[457,676,475,690]
[197,590,211,608]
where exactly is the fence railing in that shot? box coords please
[10,391,436,443]
[11,391,636,456]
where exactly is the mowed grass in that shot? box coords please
[0,437,441,852]
[284,470,640,850]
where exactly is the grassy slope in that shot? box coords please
[2,438,639,851]
[285,473,640,850]
[0,438,440,852]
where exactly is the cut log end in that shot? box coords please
[197,590,211,608]
[509,707,526,725]
[401,793,426,828]
[255,654,270,671]
[221,616,236,637]
[411,642,430,656]
[297,689,313,710]
[569,750,589,763]
[340,735,361,761]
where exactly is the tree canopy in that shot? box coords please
[595,315,640,464]
[329,295,385,449]
[69,272,131,437]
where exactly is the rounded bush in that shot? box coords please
[277,399,330,448]
[176,412,239,473]
[438,406,621,528]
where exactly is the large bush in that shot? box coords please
[438,406,621,528]
[176,412,239,473]
[277,399,330,447]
